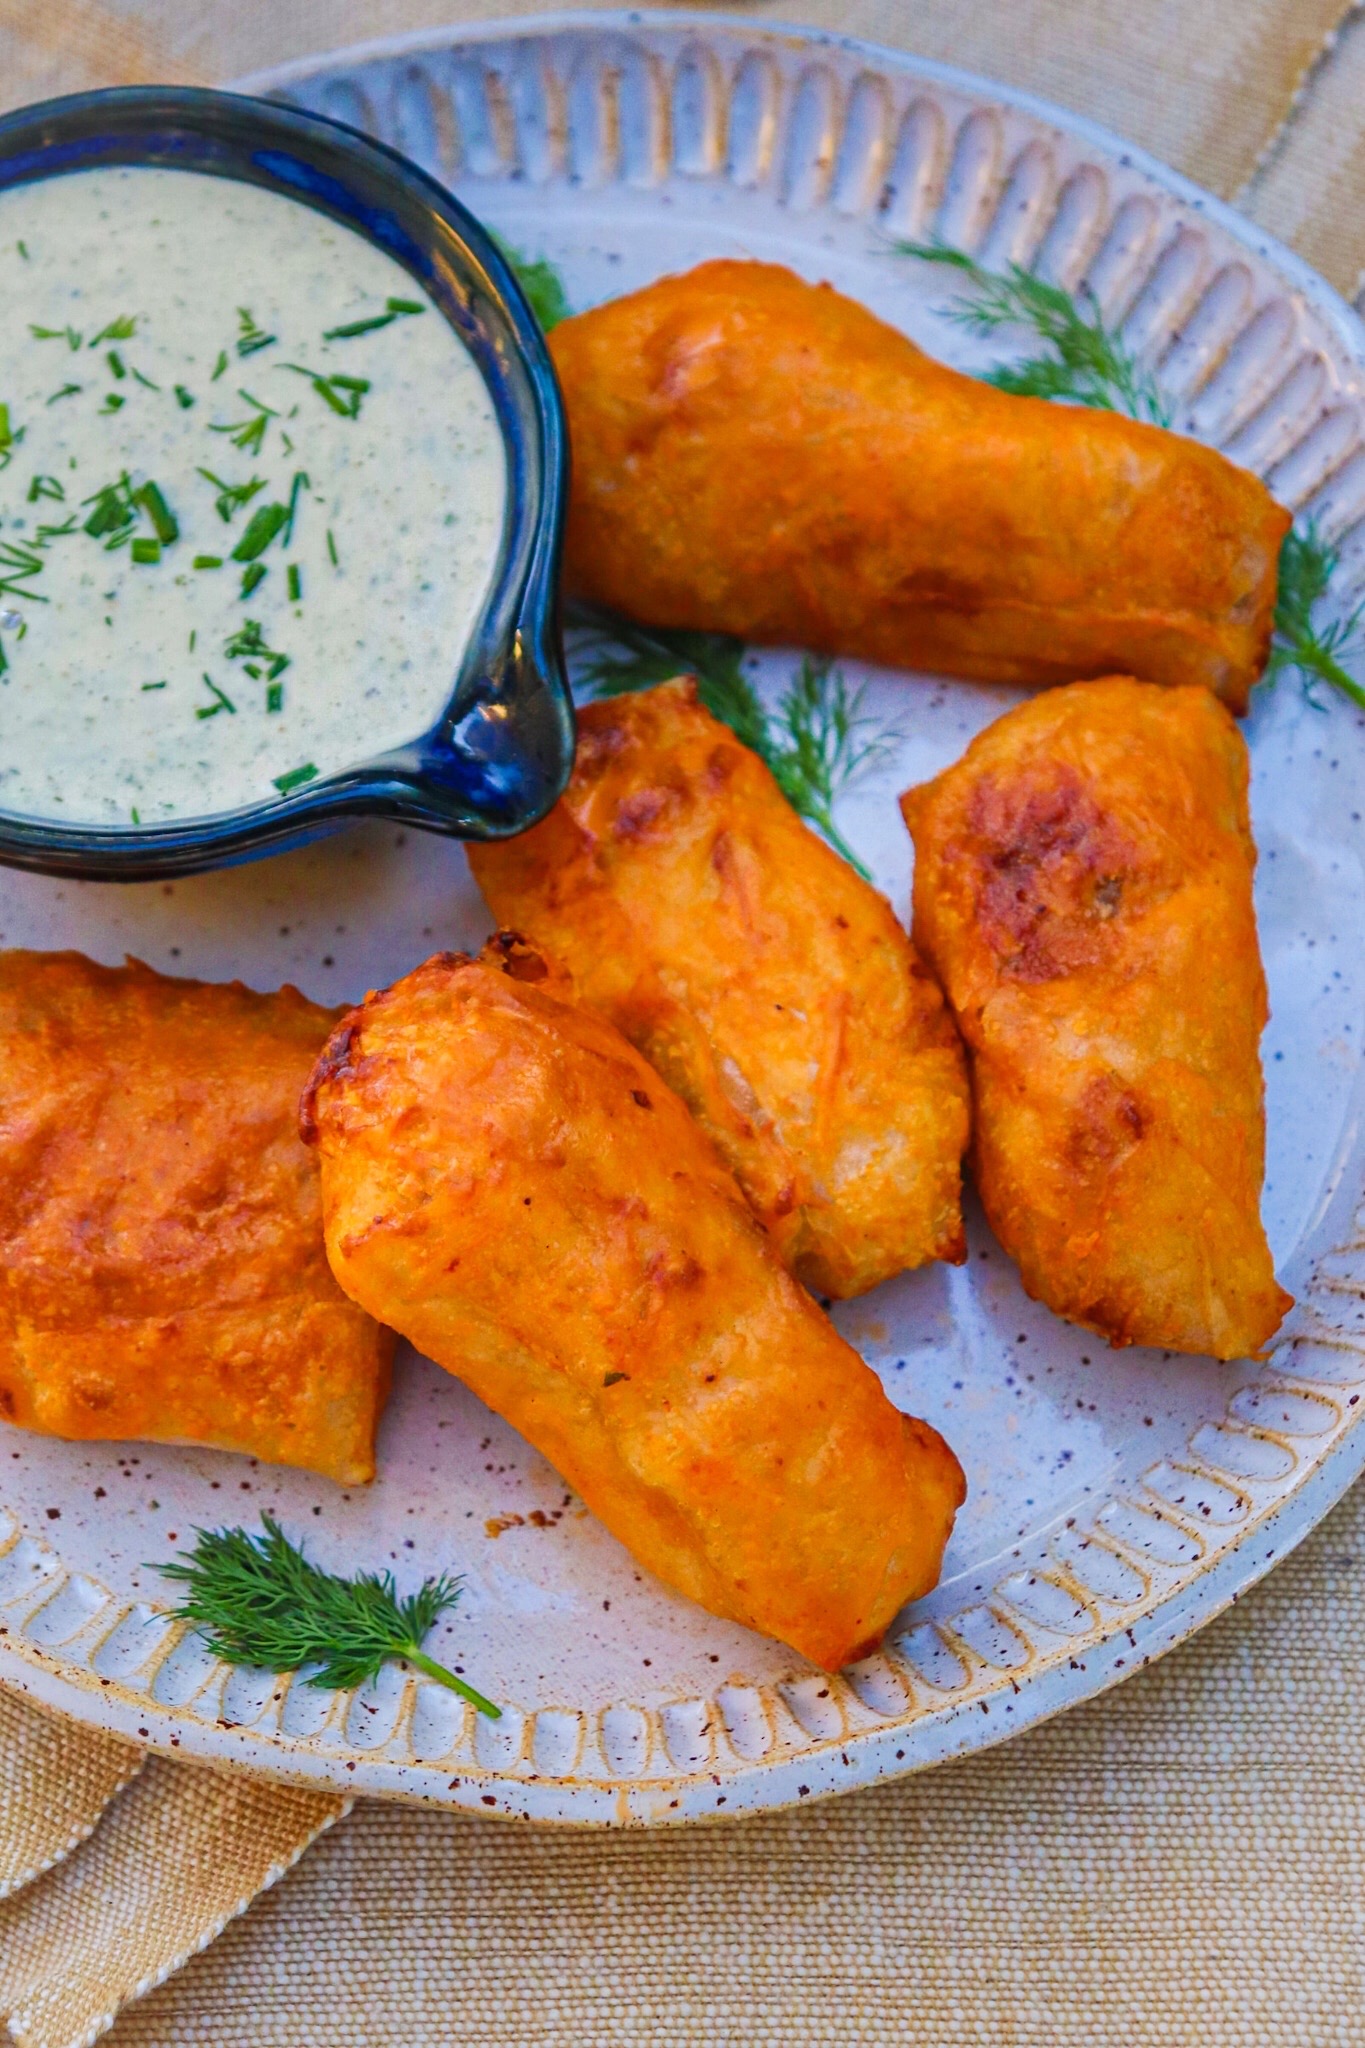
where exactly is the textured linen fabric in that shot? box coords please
[108,1478,1365,2047]
[1243,4,1365,298]
[0,0,1353,202]
[0,1694,143,1902]
[1,1,1365,2043]
[0,1760,347,2048]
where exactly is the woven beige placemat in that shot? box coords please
[109,1477,1365,2046]
[0,1755,346,2048]
[1,3,1364,2042]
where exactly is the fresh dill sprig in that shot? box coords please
[157,1514,498,1717]
[494,238,570,332]
[1266,523,1365,710]
[894,240,1170,425]
[768,654,900,867]
[568,607,768,752]
[565,603,895,878]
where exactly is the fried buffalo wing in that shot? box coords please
[901,679,1291,1359]
[301,938,965,1669]
[0,952,393,1482]
[468,681,970,1299]
[550,260,1289,710]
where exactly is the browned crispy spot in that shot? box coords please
[483,930,550,982]
[646,1249,705,1291]
[298,1015,363,1145]
[1065,1072,1150,1172]
[614,785,680,840]
[968,765,1146,981]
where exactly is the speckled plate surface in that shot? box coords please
[3,12,1365,1824]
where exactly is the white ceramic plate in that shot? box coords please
[4,11,1365,1824]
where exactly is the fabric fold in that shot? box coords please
[0,1691,144,1903]
[0,1747,347,2048]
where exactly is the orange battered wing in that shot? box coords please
[551,260,1289,710]
[901,679,1292,1359]
[468,680,970,1299]
[302,938,965,1670]
[0,952,393,1483]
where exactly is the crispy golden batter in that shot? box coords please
[0,952,393,1483]
[551,260,1290,711]
[302,938,965,1669]
[469,681,970,1298]
[901,679,1291,1359]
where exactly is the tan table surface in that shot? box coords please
[3,4,1365,2042]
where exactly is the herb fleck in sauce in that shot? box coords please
[0,167,506,824]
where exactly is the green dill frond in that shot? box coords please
[156,1513,499,1717]
[494,237,571,332]
[767,657,899,875]
[893,240,1170,426]
[1266,522,1365,710]
[566,603,769,755]
[564,603,896,878]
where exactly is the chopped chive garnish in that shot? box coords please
[322,295,426,340]
[16,242,28,261]
[209,390,277,456]
[27,474,64,503]
[0,404,12,455]
[99,393,125,414]
[225,619,290,674]
[31,324,82,351]
[281,470,309,547]
[282,364,370,419]
[193,554,223,570]
[174,384,196,410]
[130,367,160,392]
[0,539,48,603]
[0,639,7,678]
[141,680,167,691]
[130,806,140,823]
[34,516,77,546]
[47,383,81,405]
[231,502,288,563]
[236,307,277,358]
[287,563,302,602]
[134,481,179,545]
[189,630,197,651]
[130,537,161,565]
[211,350,229,381]
[326,528,339,568]
[266,681,284,713]
[196,673,236,719]
[89,316,136,346]
[196,468,265,523]
[273,762,318,795]
[107,350,126,379]
[82,477,136,541]
[240,563,266,597]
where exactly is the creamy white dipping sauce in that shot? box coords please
[0,166,506,825]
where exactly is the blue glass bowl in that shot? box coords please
[0,85,573,879]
